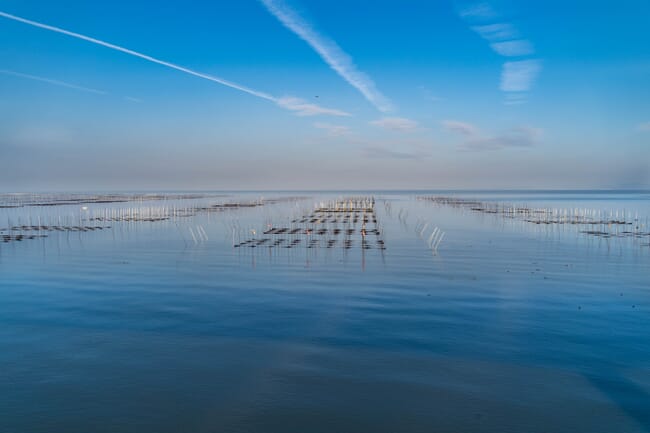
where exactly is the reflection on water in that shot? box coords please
[1,191,649,432]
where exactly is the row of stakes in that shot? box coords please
[384,200,445,254]
[415,220,445,254]
[418,196,650,241]
[1,197,308,246]
[229,198,386,251]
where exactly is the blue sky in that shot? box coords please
[1,0,648,190]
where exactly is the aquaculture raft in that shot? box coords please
[234,197,386,251]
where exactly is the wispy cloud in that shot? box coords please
[0,10,347,117]
[260,0,392,112]
[124,96,143,103]
[500,60,541,92]
[0,69,106,95]
[459,3,540,102]
[313,122,351,137]
[370,117,419,132]
[277,97,350,116]
[471,23,518,41]
[444,119,541,151]
[418,85,445,102]
[442,120,478,136]
[462,126,542,151]
[459,2,497,20]
[637,121,650,132]
[490,40,534,57]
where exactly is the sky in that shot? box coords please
[0,0,649,191]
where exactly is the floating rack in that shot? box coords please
[234,197,386,251]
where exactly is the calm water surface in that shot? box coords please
[1,191,649,432]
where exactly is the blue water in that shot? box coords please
[1,191,649,432]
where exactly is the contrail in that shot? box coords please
[260,0,393,113]
[0,10,349,116]
[0,69,107,94]
[0,11,272,100]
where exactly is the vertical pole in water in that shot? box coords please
[433,232,445,253]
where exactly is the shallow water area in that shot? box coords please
[1,191,649,433]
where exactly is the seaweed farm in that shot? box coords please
[0,194,308,245]
[419,195,650,242]
[234,198,386,251]
[1,190,649,433]
[0,192,224,208]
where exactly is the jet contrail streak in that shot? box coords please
[260,0,393,113]
[0,10,350,116]
[0,10,276,101]
[0,69,107,94]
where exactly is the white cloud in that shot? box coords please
[313,122,351,136]
[459,4,542,102]
[471,23,518,41]
[277,97,350,116]
[0,10,349,117]
[442,120,541,151]
[637,122,650,132]
[260,0,392,112]
[461,126,542,151]
[490,40,534,57]
[459,2,497,20]
[370,117,419,132]
[500,60,541,92]
[442,120,479,136]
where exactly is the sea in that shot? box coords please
[1,190,649,433]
